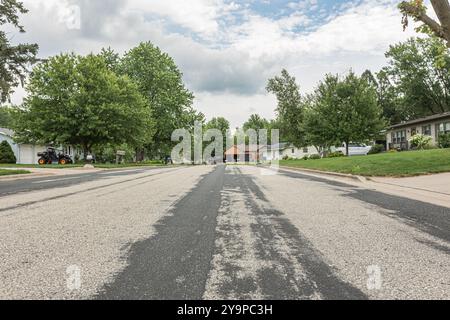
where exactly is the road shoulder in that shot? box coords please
[280,166,450,209]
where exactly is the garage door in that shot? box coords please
[18,145,35,165]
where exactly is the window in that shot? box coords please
[422,125,432,136]
[292,149,295,154]
[438,122,450,134]
[392,130,406,144]
[303,147,309,153]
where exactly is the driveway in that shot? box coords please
[0,165,448,300]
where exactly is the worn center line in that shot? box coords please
[32,177,79,184]
[204,167,367,300]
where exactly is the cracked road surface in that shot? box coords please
[0,165,449,300]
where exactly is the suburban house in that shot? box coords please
[0,128,81,164]
[386,112,450,151]
[225,145,260,163]
[261,143,320,161]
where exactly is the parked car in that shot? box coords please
[337,143,372,156]
[38,147,73,165]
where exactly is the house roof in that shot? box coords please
[389,112,450,130]
[0,128,14,137]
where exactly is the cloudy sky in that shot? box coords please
[11,0,422,128]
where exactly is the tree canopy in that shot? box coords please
[0,105,13,127]
[266,69,306,147]
[14,53,154,155]
[118,42,199,157]
[304,72,385,156]
[0,0,38,102]
[382,37,450,120]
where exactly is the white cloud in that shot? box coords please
[11,0,423,128]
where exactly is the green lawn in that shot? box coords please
[0,169,31,176]
[280,149,450,177]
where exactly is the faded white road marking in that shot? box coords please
[32,177,79,184]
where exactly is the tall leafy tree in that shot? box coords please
[99,47,120,72]
[14,53,154,156]
[202,117,230,158]
[266,69,306,147]
[305,72,385,156]
[119,42,195,158]
[0,105,13,127]
[243,114,270,132]
[205,117,230,147]
[375,70,405,125]
[382,37,450,118]
[0,0,38,102]
[361,69,405,125]
[243,114,273,144]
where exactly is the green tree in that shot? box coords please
[0,0,38,102]
[0,105,13,127]
[0,140,16,163]
[267,69,306,147]
[14,53,154,157]
[243,114,273,144]
[382,37,450,118]
[199,117,230,159]
[99,47,120,72]
[305,72,385,156]
[119,42,195,158]
[243,114,270,132]
[375,70,406,125]
[205,117,230,148]
[361,69,405,125]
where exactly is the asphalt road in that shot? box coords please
[0,165,448,300]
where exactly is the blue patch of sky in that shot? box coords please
[146,0,366,47]
[228,0,363,20]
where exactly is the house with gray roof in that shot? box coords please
[386,112,450,151]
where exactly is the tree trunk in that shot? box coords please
[431,0,450,45]
[401,0,450,46]
[346,141,350,157]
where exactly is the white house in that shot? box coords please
[0,128,81,164]
[0,128,47,164]
[260,143,320,161]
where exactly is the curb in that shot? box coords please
[279,166,368,183]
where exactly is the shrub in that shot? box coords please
[327,151,345,158]
[282,155,290,161]
[302,155,309,160]
[0,140,16,164]
[309,154,321,160]
[439,133,450,149]
[409,134,432,150]
[368,144,385,155]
